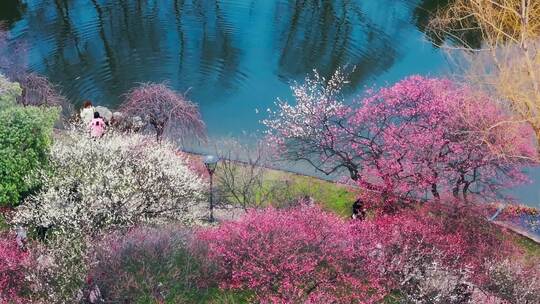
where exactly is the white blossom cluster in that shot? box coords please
[479,259,540,303]
[263,68,349,139]
[13,131,207,234]
[25,229,88,304]
[400,260,473,303]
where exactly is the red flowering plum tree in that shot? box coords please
[120,82,206,142]
[195,205,523,303]
[352,213,474,302]
[0,233,28,304]
[196,206,382,303]
[265,73,536,203]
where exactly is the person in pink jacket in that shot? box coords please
[89,112,106,138]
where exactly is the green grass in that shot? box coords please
[164,289,252,304]
[382,291,403,304]
[513,234,540,259]
[213,157,357,217]
[259,170,356,217]
[131,288,251,304]
[0,212,9,232]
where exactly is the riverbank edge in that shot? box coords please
[182,149,540,245]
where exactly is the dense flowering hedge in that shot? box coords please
[2,204,537,304]
[197,205,531,303]
[197,206,380,303]
[351,203,521,302]
[480,258,540,303]
[87,226,220,303]
[24,229,88,304]
[0,233,28,304]
[13,131,207,234]
[353,213,474,302]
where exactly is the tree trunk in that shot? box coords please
[463,182,471,203]
[155,123,165,143]
[452,184,460,199]
[431,183,440,201]
[348,165,359,181]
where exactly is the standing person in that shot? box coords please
[89,112,106,138]
[351,199,366,220]
[80,100,95,125]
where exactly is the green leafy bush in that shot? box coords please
[0,102,59,206]
[0,74,21,107]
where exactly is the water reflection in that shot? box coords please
[274,0,401,87]
[0,0,26,27]
[3,0,445,134]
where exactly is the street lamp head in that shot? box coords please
[203,154,219,174]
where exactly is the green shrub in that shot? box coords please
[0,74,21,108]
[0,105,59,206]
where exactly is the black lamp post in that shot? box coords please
[203,154,219,222]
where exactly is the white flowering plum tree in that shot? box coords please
[13,131,207,235]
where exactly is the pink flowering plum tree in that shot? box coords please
[265,73,536,203]
[352,76,536,202]
[120,82,206,142]
[0,233,28,304]
[196,206,382,303]
[263,70,359,180]
[350,204,520,303]
[352,213,474,302]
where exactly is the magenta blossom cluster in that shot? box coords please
[0,233,28,304]
[265,75,537,203]
[197,206,382,303]
[196,205,520,303]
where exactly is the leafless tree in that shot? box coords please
[428,0,540,153]
[120,82,206,142]
[214,139,271,211]
[17,73,68,107]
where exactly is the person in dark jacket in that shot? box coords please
[351,199,366,220]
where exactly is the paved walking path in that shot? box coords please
[494,221,540,244]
